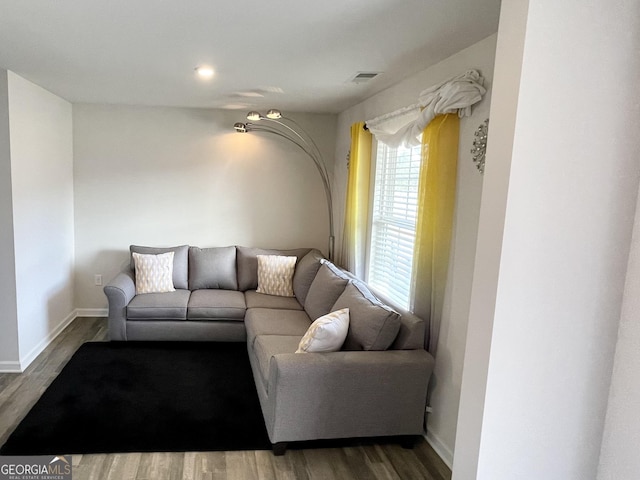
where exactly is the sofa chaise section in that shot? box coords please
[253,339,432,448]
[244,260,434,452]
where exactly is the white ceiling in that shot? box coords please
[0,0,501,113]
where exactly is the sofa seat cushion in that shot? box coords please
[187,289,246,321]
[127,289,191,320]
[245,308,311,347]
[245,290,303,311]
[253,335,302,391]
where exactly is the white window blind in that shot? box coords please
[367,141,422,309]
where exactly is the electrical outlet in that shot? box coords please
[94,274,103,286]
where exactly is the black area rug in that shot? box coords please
[0,342,271,455]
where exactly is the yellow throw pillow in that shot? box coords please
[256,255,297,297]
[132,252,176,295]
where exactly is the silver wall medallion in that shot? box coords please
[471,118,489,174]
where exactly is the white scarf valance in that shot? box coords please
[365,70,486,148]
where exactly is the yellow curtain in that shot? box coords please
[411,113,459,354]
[341,122,372,276]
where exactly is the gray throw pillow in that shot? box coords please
[188,246,238,290]
[292,249,324,304]
[333,282,401,351]
[236,246,311,291]
[304,262,349,321]
[129,245,188,290]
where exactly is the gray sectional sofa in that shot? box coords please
[104,244,435,454]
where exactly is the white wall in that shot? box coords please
[7,72,76,368]
[456,0,640,478]
[73,105,337,309]
[598,186,640,480]
[453,1,530,477]
[0,70,20,371]
[333,34,498,466]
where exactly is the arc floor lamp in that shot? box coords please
[234,109,334,260]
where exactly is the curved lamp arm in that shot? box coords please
[235,118,335,260]
[265,117,329,182]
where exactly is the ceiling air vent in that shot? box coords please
[350,72,381,84]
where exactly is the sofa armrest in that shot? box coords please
[103,271,136,340]
[265,349,434,443]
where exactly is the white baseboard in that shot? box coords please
[424,430,454,469]
[18,310,78,371]
[0,361,22,373]
[75,308,108,317]
[0,308,107,373]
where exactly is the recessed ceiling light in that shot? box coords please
[195,66,214,78]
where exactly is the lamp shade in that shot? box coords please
[266,109,282,119]
[233,122,247,133]
[246,111,261,121]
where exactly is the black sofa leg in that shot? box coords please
[272,442,288,456]
[400,435,419,449]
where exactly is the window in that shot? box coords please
[367,140,422,309]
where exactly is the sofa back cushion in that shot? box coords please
[130,245,189,290]
[333,281,401,351]
[304,261,350,321]
[292,249,324,304]
[391,310,426,350]
[236,247,311,291]
[189,246,238,290]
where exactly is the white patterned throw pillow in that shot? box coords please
[296,308,350,353]
[132,252,176,294]
[256,255,297,297]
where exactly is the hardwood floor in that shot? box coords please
[0,318,452,480]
